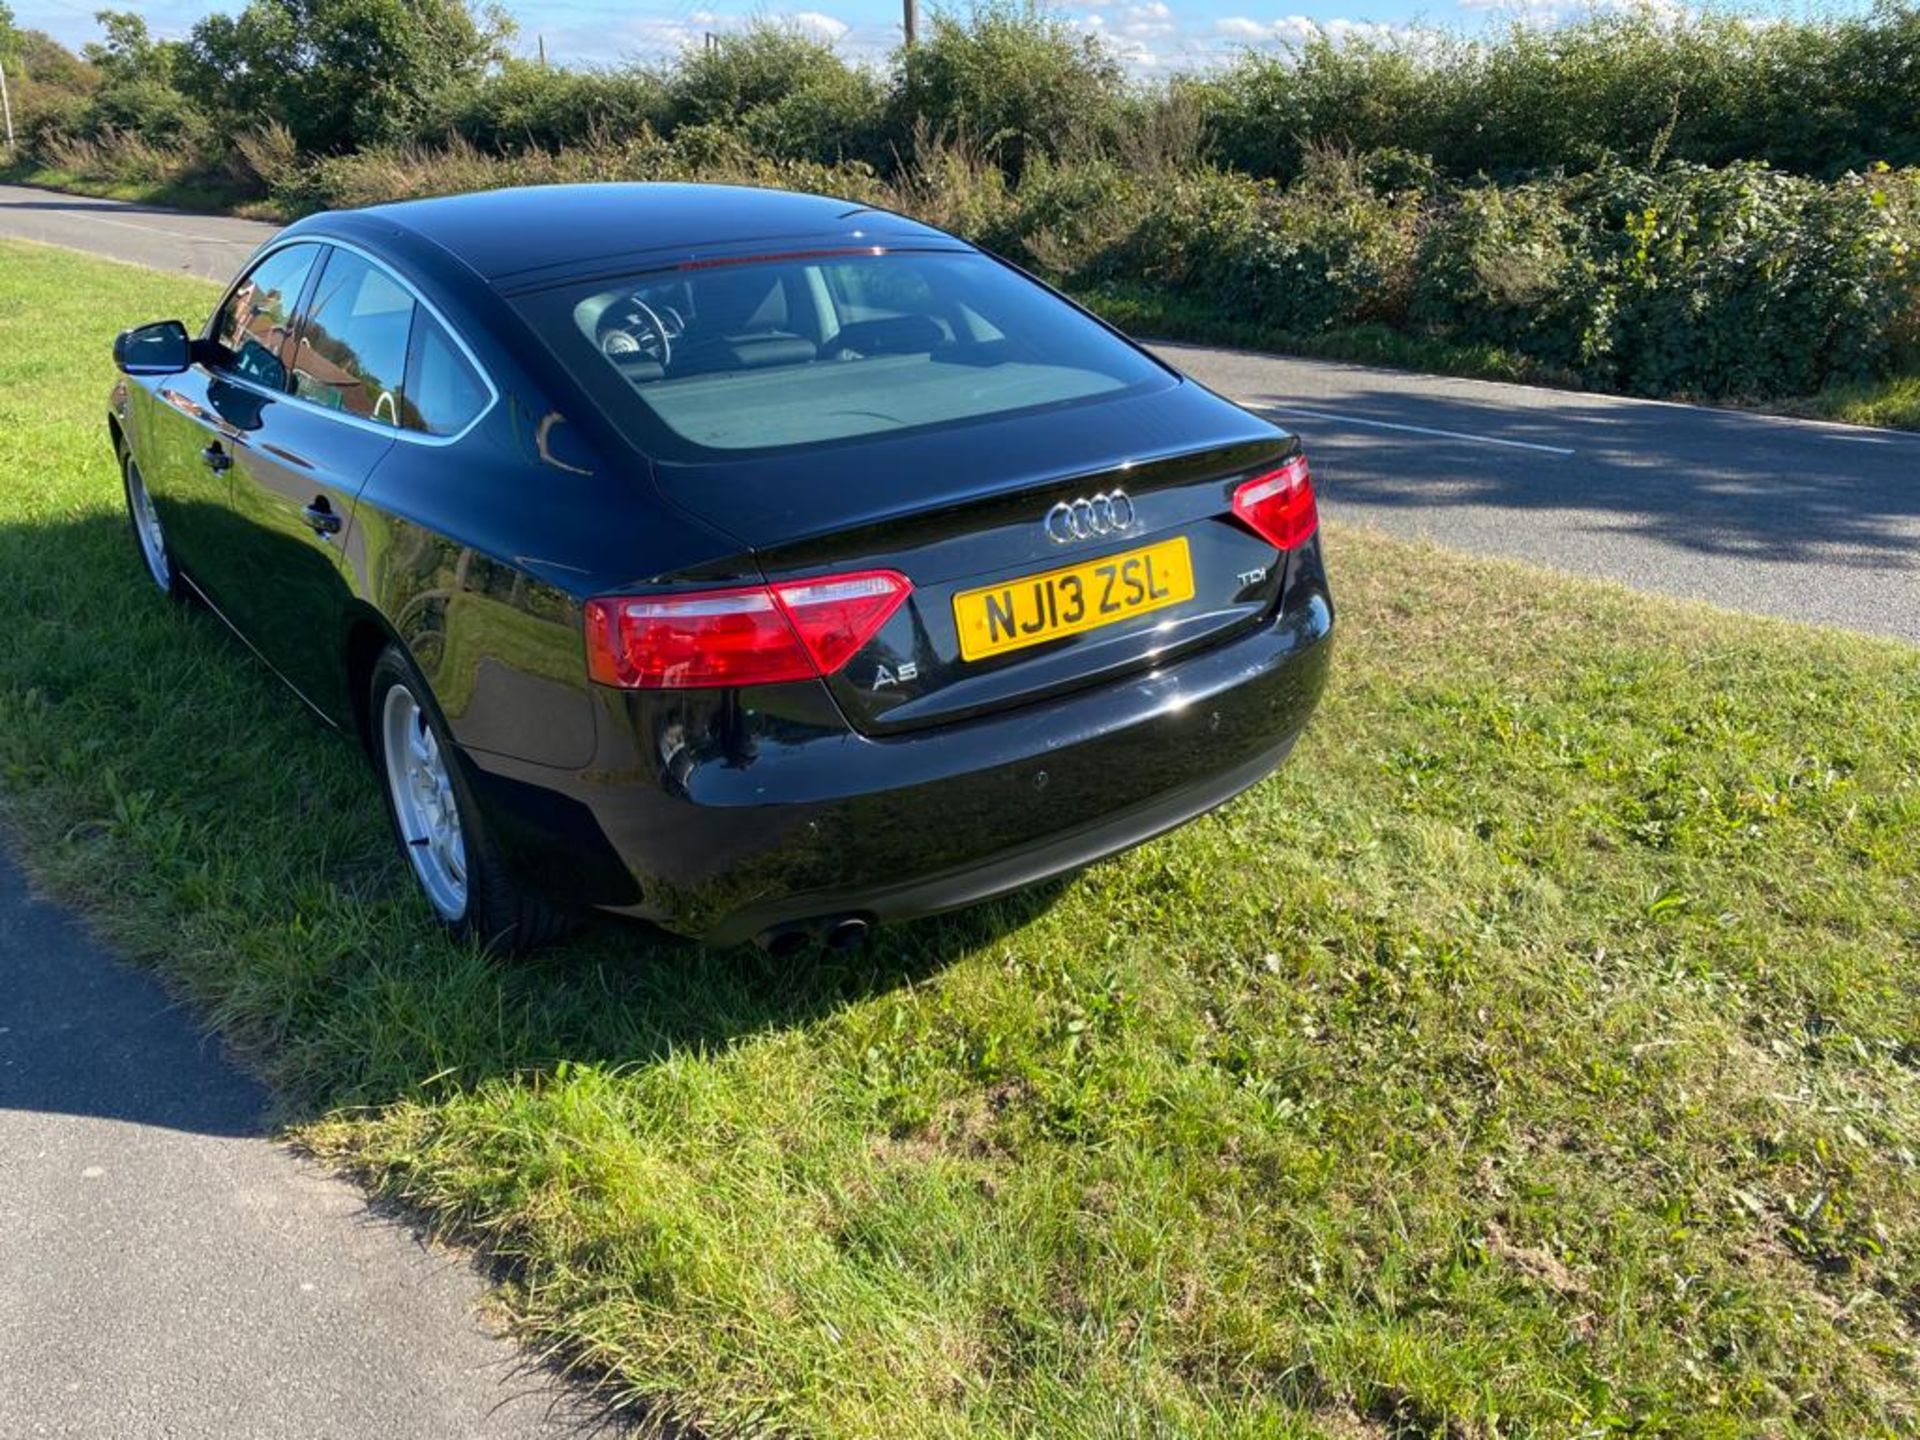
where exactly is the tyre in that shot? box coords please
[367,644,569,951]
[122,453,185,601]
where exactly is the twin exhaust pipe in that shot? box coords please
[753,913,873,956]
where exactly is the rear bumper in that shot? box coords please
[701,729,1299,946]
[466,582,1333,945]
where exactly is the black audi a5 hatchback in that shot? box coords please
[108,183,1333,951]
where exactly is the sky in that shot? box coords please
[6,0,1872,75]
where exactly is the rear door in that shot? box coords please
[216,245,411,717]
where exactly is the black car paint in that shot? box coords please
[110,184,1333,943]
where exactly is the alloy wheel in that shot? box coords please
[380,684,469,920]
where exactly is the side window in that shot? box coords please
[291,249,416,427]
[402,314,489,437]
[212,244,319,392]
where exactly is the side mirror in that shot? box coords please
[114,320,192,376]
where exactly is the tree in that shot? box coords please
[181,0,512,153]
[85,11,178,85]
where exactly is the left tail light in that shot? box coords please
[1231,454,1318,551]
[584,569,912,689]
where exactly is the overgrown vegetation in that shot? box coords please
[5,1,1919,409]
[5,239,1919,1436]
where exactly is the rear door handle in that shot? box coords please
[200,442,231,473]
[301,499,343,537]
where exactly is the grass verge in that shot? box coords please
[1067,280,1562,389]
[3,238,1918,1437]
[1073,280,1920,434]
[1789,375,1920,431]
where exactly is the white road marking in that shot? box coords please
[1258,405,1577,456]
[83,213,255,246]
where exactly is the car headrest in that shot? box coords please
[831,314,949,356]
[673,333,817,376]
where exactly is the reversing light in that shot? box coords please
[585,569,912,689]
[1231,454,1318,551]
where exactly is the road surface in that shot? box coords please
[4,181,1913,643]
[0,852,619,1438]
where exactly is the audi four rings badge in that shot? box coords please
[1044,491,1136,544]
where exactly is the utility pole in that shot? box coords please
[0,59,15,155]
[537,33,546,67]
[902,0,918,48]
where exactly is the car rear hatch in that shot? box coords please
[649,383,1306,736]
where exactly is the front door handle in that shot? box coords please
[301,498,343,537]
[200,442,231,473]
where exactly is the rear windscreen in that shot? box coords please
[514,250,1172,458]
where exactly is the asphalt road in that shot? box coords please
[4,181,1913,643]
[0,852,616,1439]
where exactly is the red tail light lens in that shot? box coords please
[769,571,914,675]
[585,569,911,689]
[1231,455,1318,551]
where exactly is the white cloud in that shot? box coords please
[1118,1,1177,39]
[785,10,851,41]
[525,5,862,62]
[1456,0,1692,21]
[1211,13,1421,46]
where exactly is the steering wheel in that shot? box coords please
[600,297,673,369]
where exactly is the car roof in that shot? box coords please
[297,183,958,289]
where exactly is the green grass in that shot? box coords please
[1792,375,1920,431]
[4,236,1919,1437]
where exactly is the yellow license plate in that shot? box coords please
[953,537,1195,662]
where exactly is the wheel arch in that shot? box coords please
[342,604,406,755]
[107,412,128,459]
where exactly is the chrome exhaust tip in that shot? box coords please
[823,916,872,951]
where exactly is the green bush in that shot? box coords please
[669,24,837,125]
[894,3,1126,177]
[982,157,1150,278]
[1117,151,1421,334]
[1412,180,1608,372]
[1202,7,1920,183]
[1199,32,1455,182]
[665,24,887,167]
[424,61,668,153]
[1577,161,1919,397]
[1113,165,1267,295]
[67,12,203,146]
[1408,160,1920,397]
